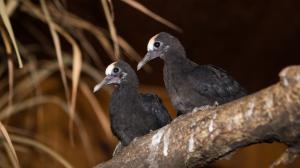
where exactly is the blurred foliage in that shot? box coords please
[0,0,179,167]
[0,0,299,168]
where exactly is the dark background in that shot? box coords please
[1,0,300,167]
[82,0,300,167]
[79,0,300,167]
[112,0,300,92]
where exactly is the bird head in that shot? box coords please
[137,32,184,71]
[93,60,137,93]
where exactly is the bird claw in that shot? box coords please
[192,102,219,112]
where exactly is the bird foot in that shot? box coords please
[112,142,124,157]
[192,106,212,112]
[192,102,219,112]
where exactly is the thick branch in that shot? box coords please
[95,65,300,168]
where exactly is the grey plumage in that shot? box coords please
[94,60,171,146]
[137,32,247,115]
[141,93,171,127]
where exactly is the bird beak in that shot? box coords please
[93,75,121,93]
[137,51,158,71]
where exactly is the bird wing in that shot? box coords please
[141,93,171,127]
[187,65,247,104]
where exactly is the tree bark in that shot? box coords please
[95,65,300,168]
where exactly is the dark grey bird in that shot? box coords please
[137,32,247,116]
[93,60,171,147]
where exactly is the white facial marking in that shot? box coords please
[147,34,159,51]
[105,62,117,75]
[121,72,127,80]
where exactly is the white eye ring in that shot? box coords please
[147,39,154,51]
[147,34,161,51]
[147,41,162,52]
[105,62,117,75]
[153,41,161,48]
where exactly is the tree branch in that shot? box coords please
[95,65,300,168]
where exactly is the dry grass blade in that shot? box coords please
[81,61,104,81]
[22,0,82,114]
[72,29,104,68]
[35,1,82,140]
[18,44,46,132]
[40,0,70,104]
[53,0,67,11]
[117,36,140,61]
[121,0,182,32]
[18,49,56,114]
[108,0,115,21]
[101,0,119,60]
[117,36,152,72]
[0,121,20,168]
[0,57,101,110]
[0,96,94,163]
[10,134,73,168]
[0,61,57,109]
[79,81,112,139]
[6,0,19,17]
[65,35,82,121]
[0,0,23,68]
[0,96,73,121]
[68,20,148,70]
[0,26,14,115]
[22,1,114,60]
[7,53,14,109]
[0,95,95,164]
[50,5,115,59]
[3,141,17,168]
[65,31,82,142]
[48,23,83,143]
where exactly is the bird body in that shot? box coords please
[109,84,168,145]
[138,32,247,115]
[140,93,171,127]
[163,56,246,115]
[94,60,171,146]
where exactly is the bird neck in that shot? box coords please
[118,83,138,93]
[109,86,142,130]
[119,71,139,88]
[164,50,194,72]
[113,83,139,100]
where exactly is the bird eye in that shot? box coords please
[113,67,119,73]
[154,41,161,48]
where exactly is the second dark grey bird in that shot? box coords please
[93,60,171,146]
[137,32,247,116]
